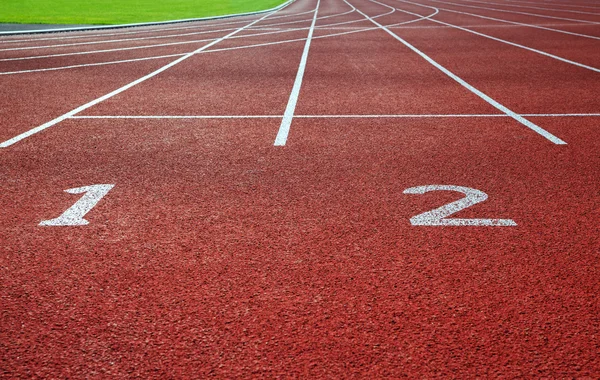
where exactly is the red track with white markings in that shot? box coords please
[1,0,599,376]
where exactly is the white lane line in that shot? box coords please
[420,1,600,40]
[0,53,188,75]
[274,0,321,146]
[71,115,283,119]
[396,0,600,73]
[0,3,292,148]
[353,0,567,145]
[521,113,600,117]
[69,113,600,119]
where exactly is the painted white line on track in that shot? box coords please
[0,1,293,148]
[521,113,600,117]
[353,0,567,144]
[71,115,283,119]
[0,53,187,75]
[274,0,321,146]
[69,113,600,119]
[395,0,600,73]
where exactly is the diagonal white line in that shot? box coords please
[274,0,322,146]
[0,1,293,149]
[351,0,567,145]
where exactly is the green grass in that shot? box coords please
[0,0,287,25]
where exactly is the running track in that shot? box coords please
[1,0,599,376]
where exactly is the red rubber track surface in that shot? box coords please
[1,0,599,377]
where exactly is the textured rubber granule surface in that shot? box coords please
[1,0,599,377]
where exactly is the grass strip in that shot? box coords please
[0,0,287,25]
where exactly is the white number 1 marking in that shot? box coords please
[39,184,115,226]
[403,185,517,226]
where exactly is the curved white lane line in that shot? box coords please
[397,0,600,73]
[356,0,566,144]
[0,53,188,75]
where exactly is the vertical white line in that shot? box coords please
[274,0,321,146]
[350,0,567,145]
[0,1,293,148]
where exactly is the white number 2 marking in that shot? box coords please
[39,184,115,226]
[403,185,517,226]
